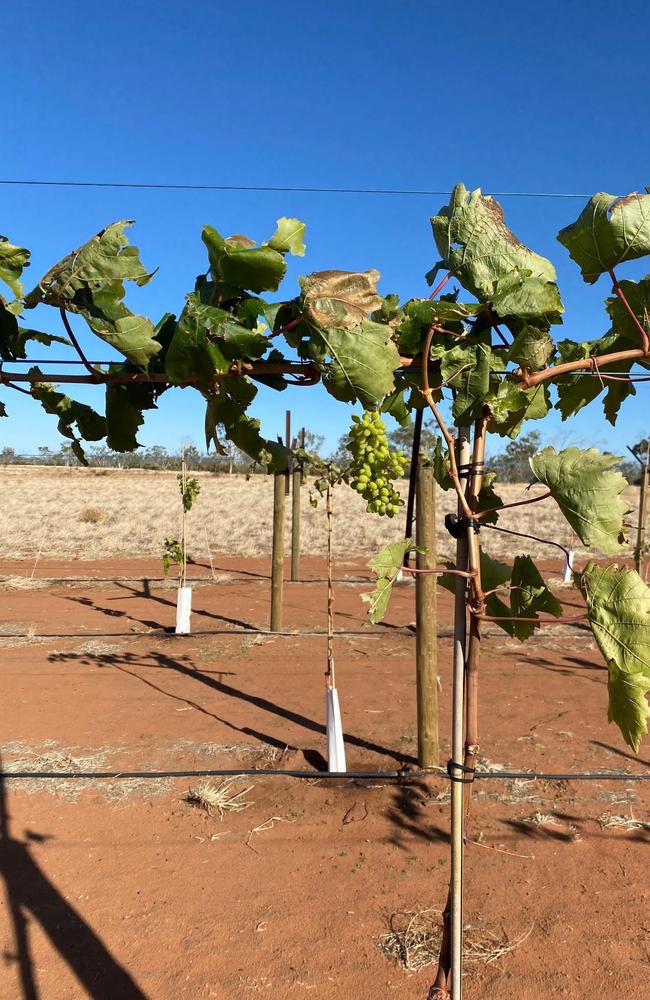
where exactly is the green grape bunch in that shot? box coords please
[347,411,407,516]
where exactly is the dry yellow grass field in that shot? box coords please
[0,465,642,567]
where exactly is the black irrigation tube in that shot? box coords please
[2,768,649,782]
[2,627,419,639]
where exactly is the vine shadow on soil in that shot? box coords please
[0,755,149,1000]
[47,648,417,767]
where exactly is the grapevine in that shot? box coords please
[347,411,406,516]
[3,184,650,998]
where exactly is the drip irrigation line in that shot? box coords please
[1,767,648,782]
[1,627,419,639]
[0,179,594,198]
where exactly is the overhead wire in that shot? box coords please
[0,178,594,198]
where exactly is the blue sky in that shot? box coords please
[2,0,649,457]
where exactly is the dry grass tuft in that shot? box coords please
[79,506,108,524]
[184,778,254,819]
[599,813,649,831]
[378,910,533,973]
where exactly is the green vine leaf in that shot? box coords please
[507,555,563,641]
[29,368,107,463]
[507,324,555,371]
[0,235,30,298]
[23,222,160,369]
[553,333,638,425]
[605,276,650,346]
[581,562,650,751]
[25,221,153,307]
[203,379,289,472]
[105,380,161,452]
[530,446,630,555]
[317,319,401,409]
[0,299,70,361]
[202,218,304,295]
[558,191,650,283]
[430,184,562,320]
[267,217,307,256]
[362,540,418,624]
[487,380,550,439]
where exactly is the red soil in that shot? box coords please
[0,556,648,999]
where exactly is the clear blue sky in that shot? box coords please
[2,0,649,457]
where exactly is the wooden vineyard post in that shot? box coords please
[291,464,301,582]
[270,471,285,631]
[635,445,649,574]
[415,460,439,768]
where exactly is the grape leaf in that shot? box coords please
[429,330,494,425]
[105,380,161,452]
[488,380,550,438]
[203,379,289,471]
[202,221,301,295]
[553,332,638,425]
[430,184,562,319]
[29,368,106,463]
[315,319,401,409]
[581,561,650,750]
[508,555,563,641]
[300,270,383,330]
[491,270,563,324]
[166,293,270,384]
[0,235,30,297]
[474,472,502,526]
[362,540,418,623]
[0,299,69,360]
[558,192,650,283]
[507,324,555,371]
[605,276,650,346]
[431,436,454,491]
[267,217,306,256]
[25,221,152,307]
[530,446,630,554]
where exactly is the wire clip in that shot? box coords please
[447,759,476,784]
[444,513,481,538]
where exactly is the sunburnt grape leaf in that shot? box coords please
[530,446,630,555]
[300,270,383,330]
[362,540,418,624]
[0,235,30,297]
[581,561,650,750]
[558,192,650,283]
[430,184,562,320]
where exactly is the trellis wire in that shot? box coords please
[1,767,648,781]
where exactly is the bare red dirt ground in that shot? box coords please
[0,556,648,999]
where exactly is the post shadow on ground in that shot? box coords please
[0,756,149,1000]
[47,647,417,766]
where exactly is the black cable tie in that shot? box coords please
[444,513,481,538]
[446,759,476,784]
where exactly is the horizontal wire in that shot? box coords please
[1,767,647,782]
[0,178,594,199]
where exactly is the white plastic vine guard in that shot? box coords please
[175,586,192,634]
[563,551,575,584]
[326,686,347,773]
